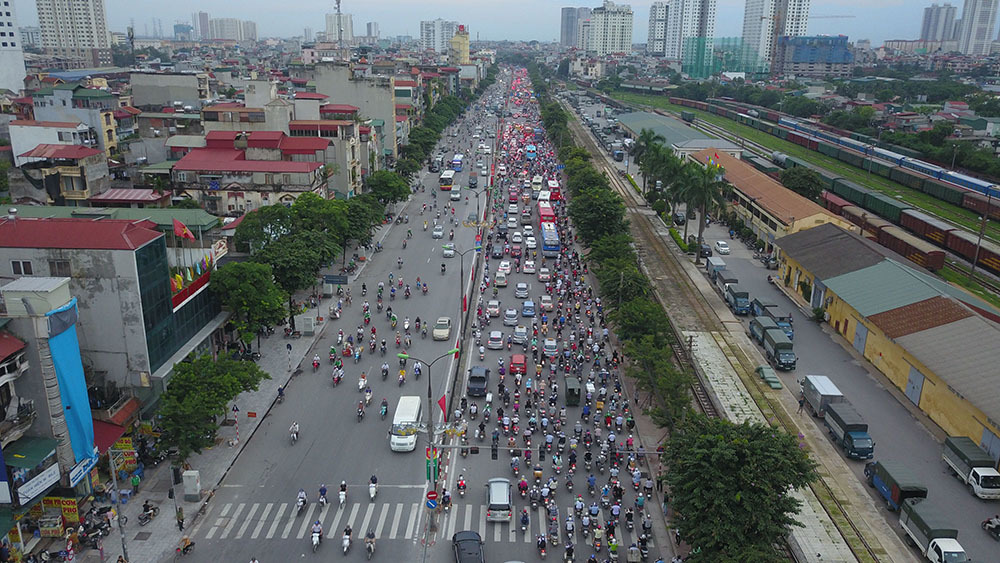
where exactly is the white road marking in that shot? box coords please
[250,503,272,539]
[265,503,286,539]
[374,504,390,537]
[234,503,257,539]
[389,503,404,539]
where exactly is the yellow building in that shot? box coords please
[777,223,1000,457]
[448,25,470,66]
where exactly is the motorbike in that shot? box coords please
[983,518,1000,540]
[342,534,352,554]
[358,377,367,392]
[339,490,347,508]
[380,404,388,420]
[357,407,365,422]
[332,373,342,386]
[369,483,378,501]
[366,539,376,560]
[458,476,467,497]
[312,531,322,552]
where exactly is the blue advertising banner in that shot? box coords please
[46,298,96,464]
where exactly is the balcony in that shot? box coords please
[92,389,141,426]
[61,188,91,200]
[0,400,36,448]
[0,352,28,389]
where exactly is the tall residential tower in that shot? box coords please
[588,1,634,56]
[0,0,26,92]
[921,3,959,41]
[420,18,458,53]
[647,0,716,59]
[35,0,111,66]
[742,0,810,65]
[956,0,998,55]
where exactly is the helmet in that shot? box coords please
[315,520,321,525]
[341,480,346,486]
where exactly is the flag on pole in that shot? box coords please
[173,219,196,240]
[438,395,448,422]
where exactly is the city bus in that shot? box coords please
[538,191,551,203]
[547,180,562,201]
[452,154,464,172]
[541,222,560,258]
[538,201,556,228]
[531,175,544,199]
[439,170,456,190]
[525,144,537,160]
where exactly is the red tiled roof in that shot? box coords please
[19,144,101,159]
[120,106,142,115]
[0,332,26,361]
[0,217,162,250]
[89,188,168,204]
[395,104,410,110]
[113,109,132,119]
[10,120,83,128]
[294,92,328,100]
[279,136,329,154]
[290,78,308,85]
[289,119,354,127]
[220,214,246,232]
[395,80,417,87]
[359,126,371,134]
[203,103,246,110]
[11,97,32,104]
[41,76,62,84]
[439,67,460,72]
[320,103,360,113]
[395,115,407,122]
[247,131,284,148]
[174,148,323,173]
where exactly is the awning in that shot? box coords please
[3,437,57,468]
[93,420,128,453]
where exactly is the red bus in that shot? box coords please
[538,201,556,228]
[547,180,562,202]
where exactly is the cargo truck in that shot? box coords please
[748,316,779,345]
[800,375,843,417]
[763,308,794,339]
[705,256,726,280]
[725,284,751,315]
[824,402,874,459]
[863,460,928,511]
[763,328,796,370]
[750,297,777,318]
[942,436,1000,500]
[714,270,737,294]
[899,498,968,563]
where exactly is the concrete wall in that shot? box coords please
[130,73,203,109]
[313,63,397,158]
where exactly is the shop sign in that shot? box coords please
[17,463,60,505]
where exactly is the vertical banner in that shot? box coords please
[46,298,97,464]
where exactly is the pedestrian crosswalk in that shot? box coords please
[190,499,654,549]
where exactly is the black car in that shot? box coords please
[491,245,503,258]
[469,175,478,188]
[672,212,686,226]
[699,244,713,258]
[452,530,484,563]
[466,366,490,397]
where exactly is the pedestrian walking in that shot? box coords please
[674,528,681,546]
[176,506,185,531]
[797,393,805,414]
[130,473,141,493]
[662,494,670,518]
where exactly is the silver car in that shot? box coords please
[543,338,558,358]
[503,308,518,326]
[514,282,529,298]
[512,325,528,344]
[487,330,504,350]
[432,225,445,239]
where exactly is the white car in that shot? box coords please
[487,299,501,317]
[442,243,456,258]
[538,268,551,282]
[540,295,553,311]
[715,240,731,255]
[432,317,452,341]
[511,232,523,244]
[522,225,534,237]
[513,325,528,344]
[432,225,445,239]
[480,168,488,177]
[525,236,537,249]
[508,204,519,214]
[503,308,518,326]
[523,260,536,274]
[498,260,512,275]
[507,217,518,229]
[498,164,507,176]
[543,338,558,358]
[487,330,504,350]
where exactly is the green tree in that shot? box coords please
[557,58,570,78]
[632,129,666,192]
[254,234,325,330]
[568,186,627,243]
[781,96,821,118]
[623,335,690,429]
[233,204,295,253]
[594,257,649,307]
[666,416,818,561]
[779,167,824,202]
[211,262,287,351]
[588,233,635,265]
[610,298,670,345]
[366,170,411,204]
[566,167,609,197]
[157,356,270,461]
[394,157,420,180]
[682,163,730,264]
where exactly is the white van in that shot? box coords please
[389,396,422,452]
[450,184,462,201]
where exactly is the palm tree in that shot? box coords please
[684,162,731,265]
[632,128,665,193]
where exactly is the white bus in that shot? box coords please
[389,396,422,452]
[538,191,551,202]
[531,175,544,199]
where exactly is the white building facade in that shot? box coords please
[325,13,355,44]
[648,0,715,59]
[420,19,458,53]
[0,0,25,93]
[742,0,810,64]
[588,1,634,56]
[957,0,998,55]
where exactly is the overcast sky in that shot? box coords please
[15,0,936,46]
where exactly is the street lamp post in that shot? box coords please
[107,449,131,561]
[397,349,458,563]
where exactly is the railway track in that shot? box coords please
[943,261,1000,294]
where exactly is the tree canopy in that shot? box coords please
[779,167,825,202]
[211,262,286,350]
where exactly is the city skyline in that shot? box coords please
[12,0,996,46]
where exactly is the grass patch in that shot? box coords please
[611,91,1000,244]
[626,173,640,193]
[938,261,1000,309]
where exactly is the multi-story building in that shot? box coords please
[314,62,397,162]
[9,120,95,167]
[130,72,211,111]
[921,3,959,41]
[200,100,294,134]
[241,21,257,42]
[742,0,810,65]
[588,1,634,56]
[366,22,379,39]
[561,7,592,47]
[208,18,244,41]
[16,144,111,204]
[0,0,26,93]
[647,0,715,60]
[197,11,210,40]
[449,25,470,65]
[34,0,111,67]
[31,83,119,157]
[18,25,41,48]
[304,27,313,42]
[773,35,854,78]
[420,19,458,54]
[325,12,355,45]
[957,0,998,56]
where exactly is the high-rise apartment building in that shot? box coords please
[367,22,379,38]
[742,0,810,65]
[19,25,41,47]
[197,12,210,40]
[587,1,634,56]
[647,0,715,59]
[448,24,470,65]
[921,3,958,41]
[0,0,26,92]
[420,18,459,53]
[304,27,313,42]
[773,34,853,77]
[561,7,592,47]
[35,0,111,66]
[326,12,355,44]
[241,21,257,41]
[957,0,998,55]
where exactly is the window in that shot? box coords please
[49,260,70,277]
[11,261,32,275]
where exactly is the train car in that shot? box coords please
[889,167,925,191]
[838,136,869,154]
[872,147,907,166]
[771,152,789,166]
[822,191,852,214]
[837,148,866,168]
[813,167,843,190]
[694,100,709,111]
[818,141,841,158]
[962,192,1000,221]
[943,170,1000,199]
[866,216,895,235]
[900,157,944,179]
[747,156,780,174]
[840,205,869,230]
[945,229,1000,275]
[877,225,946,271]
[865,158,894,179]
[763,110,781,123]
[899,209,956,245]
[779,117,799,129]
[774,126,789,140]
[864,192,911,224]
[832,178,876,206]
[920,178,966,205]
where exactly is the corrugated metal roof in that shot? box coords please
[1,277,68,292]
[896,315,1000,424]
[867,296,973,339]
[616,111,709,145]
[776,223,885,280]
[824,260,941,316]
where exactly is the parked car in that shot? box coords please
[714,240,731,255]
[698,244,712,258]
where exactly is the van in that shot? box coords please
[450,185,462,201]
[389,396,422,452]
[486,478,512,522]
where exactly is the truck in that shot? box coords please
[763,328,796,370]
[750,297,777,318]
[800,375,843,418]
[714,270,737,295]
[705,256,726,280]
[763,307,794,339]
[942,436,1000,499]
[863,460,928,511]
[824,402,874,460]
[749,316,779,344]
[899,498,968,563]
[725,284,751,315]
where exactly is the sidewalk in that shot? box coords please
[76,195,420,563]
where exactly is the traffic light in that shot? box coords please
[491,444,498,460]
